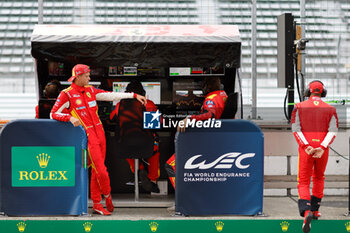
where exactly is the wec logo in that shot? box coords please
[184,152,255,170]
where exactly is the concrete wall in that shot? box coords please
[263,128,349,174]
[262,127,349,195]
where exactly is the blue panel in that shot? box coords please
[0,120,88,216]
[175,119,264,216]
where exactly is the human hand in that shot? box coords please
[69,116,81,127]
[136,94,147,105]
[177,117,189,133]
[311,147,324,158]
[305,146,314,155]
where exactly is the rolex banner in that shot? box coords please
[175,119,264,216]
[0,120,88,216]
[11,146,75,187]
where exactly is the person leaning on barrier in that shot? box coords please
[165,76,228,189]
[291,80,338,233]
[50,64,147,216]
[35,79,62,119]
[110,80,160,193]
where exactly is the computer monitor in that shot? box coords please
[173,81,204,110]
[48,61,65,76]
[109,66,137,76]
[109,66,162,77]
[90,67,105,77]
[169,67,225,76]
[112,81,161,105]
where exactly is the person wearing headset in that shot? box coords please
[291,80,338,233]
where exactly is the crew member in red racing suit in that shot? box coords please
[291,80,338,233]
[51,64,146,215]
[165,77,228,189]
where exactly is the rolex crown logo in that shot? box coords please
[149,222,159,232]
[36,153,50,168]
[215,221,224,232]
[345,221,350,232]
[83,222,93,232]
[280,221,290,232]
[17,221,26,232]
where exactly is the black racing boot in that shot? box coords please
[298,199,311,217]
[311,195,322,220]
[299,199,312,233]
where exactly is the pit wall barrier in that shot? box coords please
[175,119,264,216]
[0,120,88,216]
[1,219,350,233]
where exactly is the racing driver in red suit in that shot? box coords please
[166,76,228,188]
[51,64,146,215]
[291,80,338,233]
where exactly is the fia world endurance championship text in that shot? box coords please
[183,172,250,182]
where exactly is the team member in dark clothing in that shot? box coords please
[110,80,160,193]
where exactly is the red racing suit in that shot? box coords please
[190,90,228,121]
[166,90,228,188]
[291,96,338,202]
[51,82,136,203]
[110,99,160,181]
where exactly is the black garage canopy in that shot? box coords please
[30,24,241,68]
